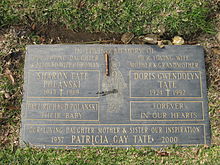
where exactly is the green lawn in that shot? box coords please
[0,0,215,38]
[1,146,220,164]
[0,0,220,164]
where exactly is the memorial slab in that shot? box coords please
[20,45,211,148]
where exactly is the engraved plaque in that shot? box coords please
[20,45,211,148]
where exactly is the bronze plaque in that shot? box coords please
[20,45,210,148]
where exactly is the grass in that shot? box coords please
[0,146,220,164]
[0,0,220,164]
[0,29,219,164]
[0,0,215,38]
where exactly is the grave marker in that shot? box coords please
[20,45,210,148]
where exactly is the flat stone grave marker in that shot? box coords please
[20,45,211,148]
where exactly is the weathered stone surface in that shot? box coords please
[20,45,210,148]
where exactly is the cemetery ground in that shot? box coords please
[0,0,220,164]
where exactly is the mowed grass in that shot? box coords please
[0,146,220,164]
[0,0,220,164]
[0,32,219,164]
[0,0,214,38]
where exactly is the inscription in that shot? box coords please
[130,101,204,121]
[25,101,99,121]
[129,54,199,69]
[31,61,99,69]
[21,45,210,148]
[27,70,100,98]
[130,71,202,98]
[23,124,205,146]
[71,47,154,54]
